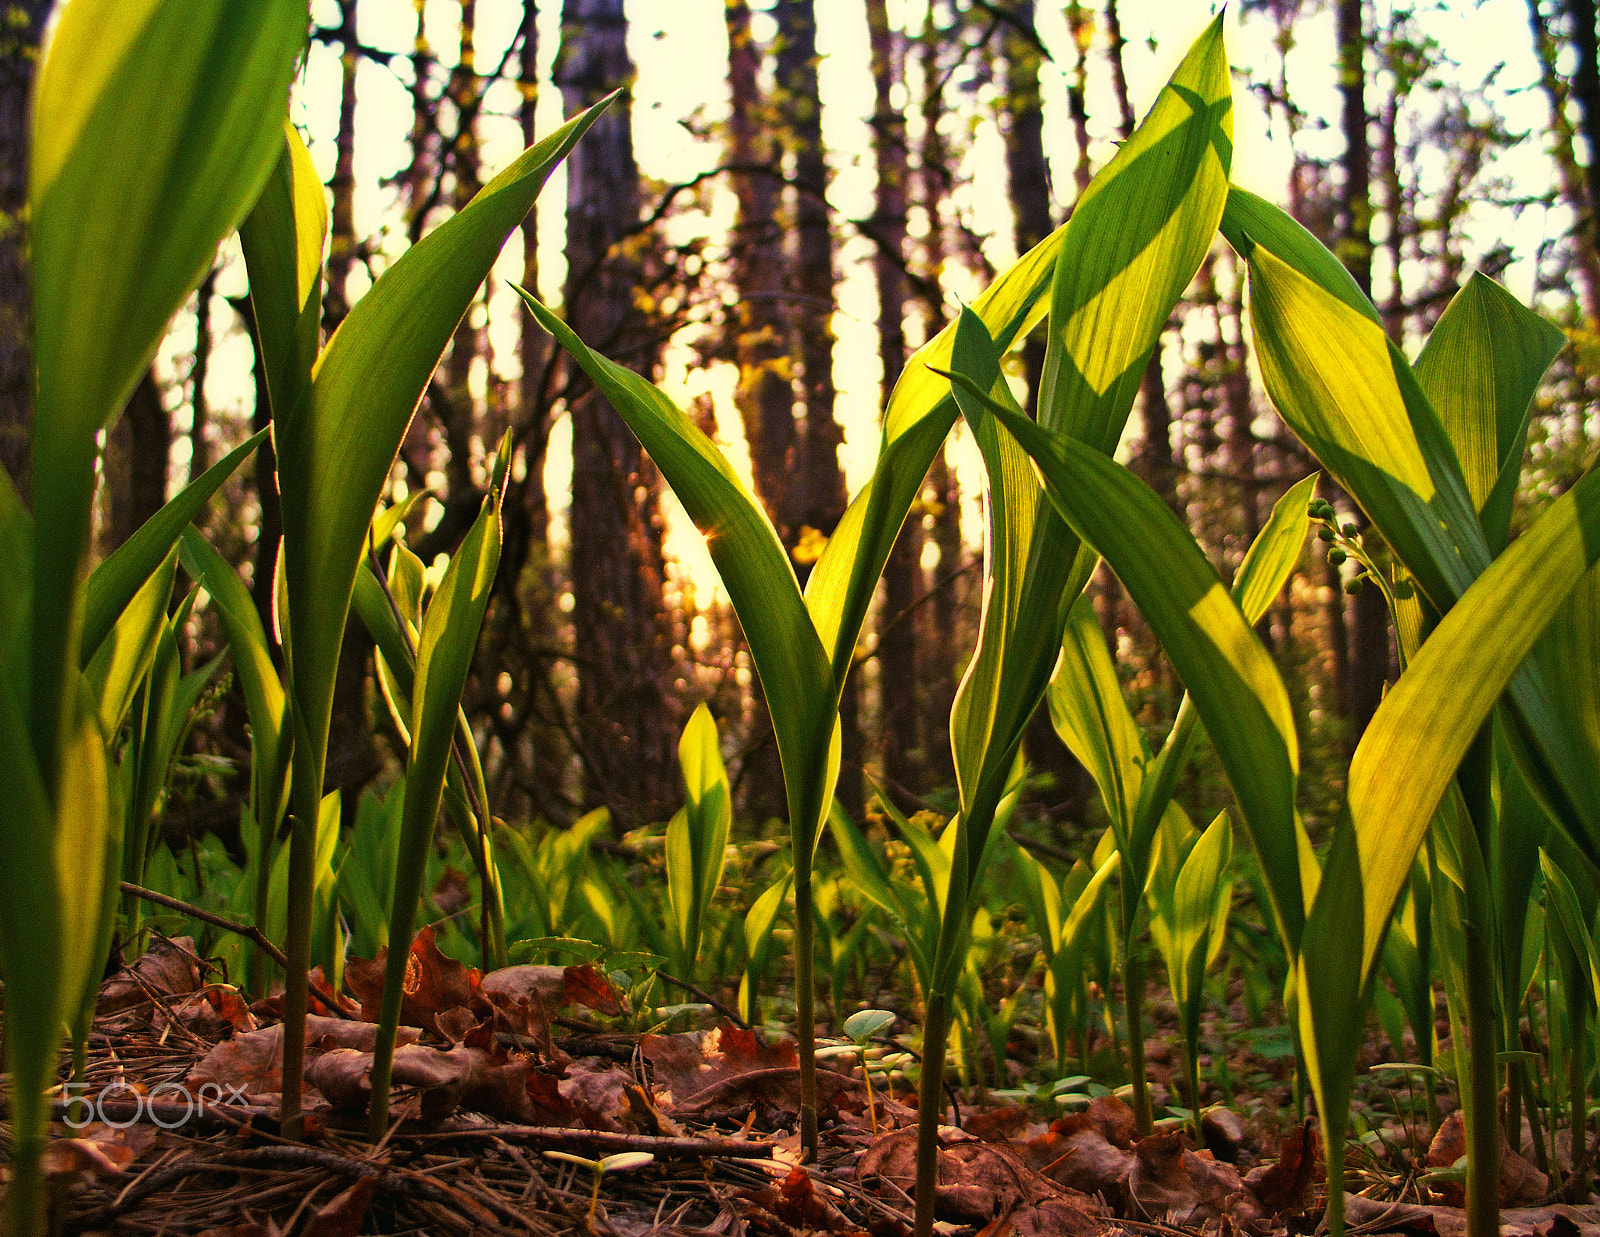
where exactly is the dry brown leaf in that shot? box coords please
[300,1176,378,1237]
[1427,1112,1549,1207]
[1242,1120,1321,1216]
[1021,1114,1135,1197]
[189,1016,420,1105]
[97,936,203,1014]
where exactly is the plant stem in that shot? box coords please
[1569,997,1589,1193]
[1324,1128,1347,1237]
[914,988,951,1237]
[794,867,818,1158]
[1461,911,1502,1237]
[6,1089,46,1237]
[1124,951,1153,1136]
[278,736,323,1140]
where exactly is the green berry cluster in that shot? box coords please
[1306,498,1381,596]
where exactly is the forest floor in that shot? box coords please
[9,932,1600,1237]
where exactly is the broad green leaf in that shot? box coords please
[275,98,608,787]
[1241,242,1482,611]
[0,674,109,1210]
[1164,810,1232,1058]
[238,120,325,427]
[950,308,1095,871]
[1413,273,1565,553]
[1228,190,1600,863]
[85,548,176,740]
[519,292,839,854]
[1131,474,1316,842]
[957,381,1304,953]
[82,428,269,667]
[180,527,290,835]
[1235,474,1319,624]
[942,15,1231,890]
[371,487,501,1128]
[1038,13,1231,447]
[29,0,304,784]
[667,703,732,971]
[1342,464,1600,989]
[1048,594,1146,855]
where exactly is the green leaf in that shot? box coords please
[180,526,290,834]
[844,1009,897,1042]
[82,428,269,667]
[29,0,304,785]
[941,14,1232,895]
[666,704,733,974]
[518,291,839,856]
[1413,273,1566,554]
[274,97,608,787]
[370,486,502,1127]
[84,548,177,740]
[956,378,1304,954]
[1342,465,1600,990]
[1038,13,1232,447]
[1048,594,1147,855]
[238,120,326,427]
[1130,473,1316,846]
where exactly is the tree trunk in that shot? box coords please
[325,0,360,331]
[1337,0,1390,742]
[557,0,678,829]
[107,371,171,552]
[441,1,484,506]
[1530,0,1600,322]
[727,1,798,546]
[189,268,218,486]
[774,0,860,813]
[866,0,922,795]
[921,4,962,786]
[723,1,796,822]
[1565,0,1600,260]
[0,0,52,503]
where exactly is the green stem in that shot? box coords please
[914,988,951,1237]
[1324,1127,1347,1237]
[5,1084,47,1237]
[249,804,276,998]
[1461,913,1502,1237]
[794,867,818,1158]
[1569,998,1588,1192]
[278,735,323,1140]
[1124,951,1153,1136]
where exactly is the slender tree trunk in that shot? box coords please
[1529,0,1600,322]
[1565,0,1600,260]
[0,0,52,503]
[1065,2,1093,196]
[442,0,484,506]
[326,0,360,331]
[107,372,171,552]
[557,0,678,829]
[775,0,859,812]
[189,269,218,486]
[724,0,795,822]
[727,1,797,545]
[921,4,962,785]
[1337,0,1390,742]
[867,0,922,795]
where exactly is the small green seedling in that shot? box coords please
[543,1150,655,1232]
[832,1009,897,1136]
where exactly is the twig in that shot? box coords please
[413,1123,775,1160]
[651,969,751,1030]
[117,881,353,1019]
